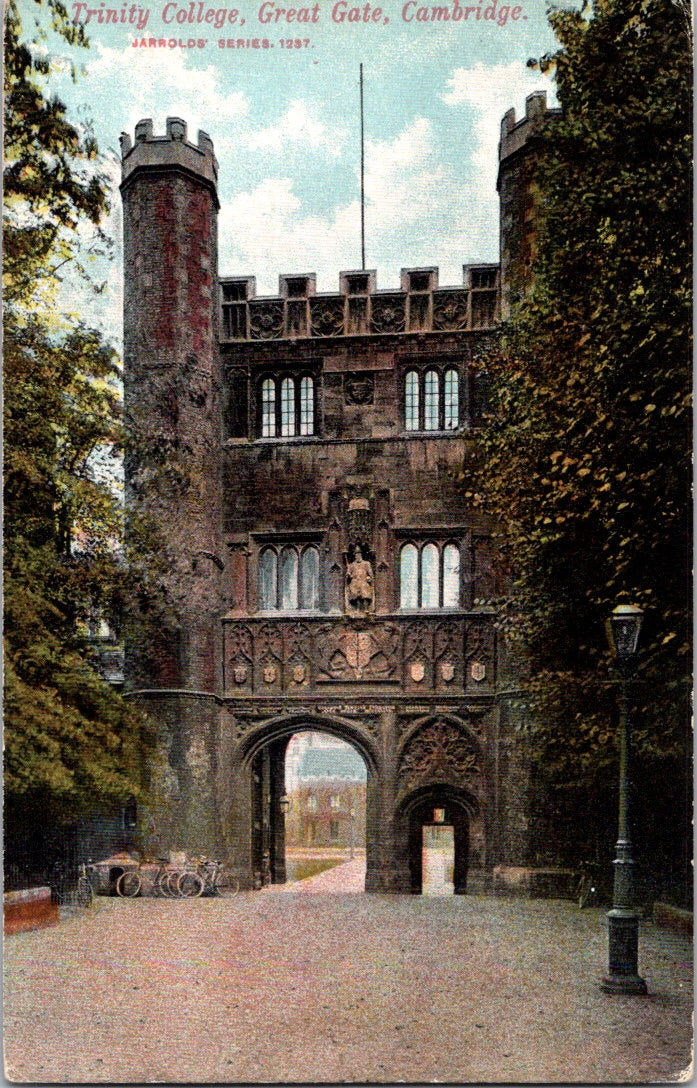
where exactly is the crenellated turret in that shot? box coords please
[497,91,561,319]
[120,118,223,694]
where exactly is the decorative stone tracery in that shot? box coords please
[398,720,480,792]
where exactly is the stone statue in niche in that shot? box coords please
[344,543,374,615]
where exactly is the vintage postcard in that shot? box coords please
[4,0,692,1080]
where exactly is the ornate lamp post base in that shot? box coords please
[601,908,647,995]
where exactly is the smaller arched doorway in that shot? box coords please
[403,788,475,895]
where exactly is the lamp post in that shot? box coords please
[601,603,647,996]
[349,806,356,859]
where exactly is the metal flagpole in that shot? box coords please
[360,63,365,270]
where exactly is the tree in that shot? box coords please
[3,0,154,860]
[468,0,691,894]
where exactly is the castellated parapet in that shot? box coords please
[120,116,219,201]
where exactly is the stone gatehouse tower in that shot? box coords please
[119,93,556,892]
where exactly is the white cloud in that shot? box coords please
[86,43,249,143]
[442,61,556,180]
[247,100,342,156]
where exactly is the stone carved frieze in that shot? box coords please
[403,623,435,663]
[256,622,283,662]
[398,720,480,791]
[249,301,284,340]
[370,295,405,334]
[315,623,400,682]
[310,298,345,337]
[432,291,469,331]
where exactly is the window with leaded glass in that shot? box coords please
[399,541,462,609]
[257,544,321,611]
[261,378,276,437]
[404,366,461,432]
[258,374,317,438]
[444,369,459,430]
[281,377,295,437]
[300,376,314,436]
[405,371,419,431]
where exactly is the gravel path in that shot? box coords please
[4,891,692,1083]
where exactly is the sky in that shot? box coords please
[18,0,563,343]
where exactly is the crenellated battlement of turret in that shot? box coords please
[498,91,561,166]
[120,116,218,195]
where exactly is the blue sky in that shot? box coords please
[18,0,562,341]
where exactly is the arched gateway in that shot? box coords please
[119,106,550,889]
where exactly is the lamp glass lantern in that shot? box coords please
[279,794,291,814]
[606,604,643,661]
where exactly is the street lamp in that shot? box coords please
[279,794,291,815]
[602,603,647,996]
[349,806,356,860]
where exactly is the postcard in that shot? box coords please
[4,0,692,1080]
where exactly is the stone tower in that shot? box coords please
[120,117,223,693]
[497,91,560,320]
[120,119,224,855]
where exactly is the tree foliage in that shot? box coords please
[467,0,691,882]
[3,0,151,819]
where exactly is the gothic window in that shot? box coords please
[405,371,420,431]
[261,378,276,437]
[399,542,419,608]
[403,367,461,432]
[280,547,299,609]
[444,368,459,430]
[257,544,320,611]
[280,377,295,437]
[399,541,462,609]
[424,370,439,431]
[442,543,461,607]
[300,376,314,435]
[258,374,316,438]
[300,546,319,609]
[421,542,440,606]
[258,547,277,609]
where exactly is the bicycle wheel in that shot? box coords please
[76,876,94,909]
[165,871,182,897]
[177,871,205,898]
[213,869,239,896]
[153,871,174,897]
[577,876,591,909]
[116,870,142,898]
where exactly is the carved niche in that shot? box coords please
[399,720,480,792]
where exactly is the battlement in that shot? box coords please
[120,117,218,194]
[219,263,500,340]
[498,92,561,164]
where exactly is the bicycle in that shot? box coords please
[176,858,239,898]
[575,861,609,908]
[76,862,97,908]
[116,860,177,898]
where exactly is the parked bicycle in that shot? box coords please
[76,862,98,908]
[576,860,611,908]
[176,858,239,898]
[116,859,178,898]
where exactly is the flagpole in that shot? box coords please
[360,63,365,270]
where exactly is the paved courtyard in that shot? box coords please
[4,864,693,1083]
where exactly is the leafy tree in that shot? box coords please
[3,0,154,855]
[468,0,691,894]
